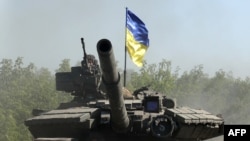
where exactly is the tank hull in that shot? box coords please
[24,38,224,141]
[25,105,223,141]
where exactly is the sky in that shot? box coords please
[1,0,250,78]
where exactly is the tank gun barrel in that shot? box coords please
[96,39,129,133]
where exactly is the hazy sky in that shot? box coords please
[1,0,250,78]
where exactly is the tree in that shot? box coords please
[56,59,71,72]
[0,57,72,141]
[127,60,250,125]
[127,59,178,96]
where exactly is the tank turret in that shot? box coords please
[96,39,130,133]
[24,38,224,141]
[55,38,105,104]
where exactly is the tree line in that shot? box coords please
[0,57,249,141]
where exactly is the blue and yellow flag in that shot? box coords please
[126,9,149,67]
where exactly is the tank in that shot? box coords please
[24,38,224,141]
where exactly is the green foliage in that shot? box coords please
[127,59,177,95]
[0,57,72,141]
[1,57,250,140]
[56,59,71,72]
[127,60,250,125]
[173,65,208,96]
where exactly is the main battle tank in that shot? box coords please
[25,38,224,141]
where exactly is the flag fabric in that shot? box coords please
[126,9,149,67]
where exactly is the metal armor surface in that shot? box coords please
[25,38,224,141]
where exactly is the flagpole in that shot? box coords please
[124,7,128,87]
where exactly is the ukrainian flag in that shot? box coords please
[126,9,149,67]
